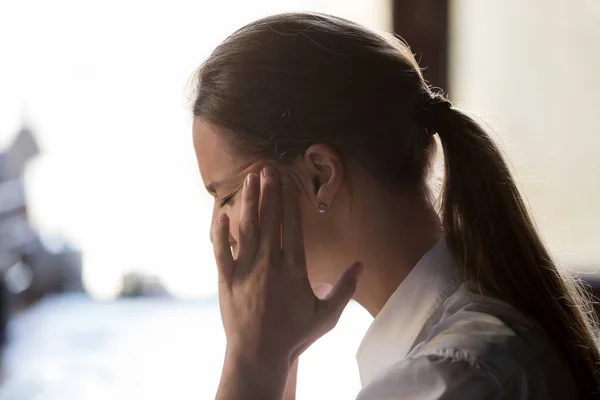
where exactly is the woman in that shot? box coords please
[191,12,600,399]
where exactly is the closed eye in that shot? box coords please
[218,185,243,208]
[219,193,235,208]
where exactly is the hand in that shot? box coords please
[212,165,363,399]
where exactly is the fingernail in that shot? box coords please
[355,262,364,280]
[217,213,228,224]
[262,165,276,178]
[245,173,258,188]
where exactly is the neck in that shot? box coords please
[344,187,442,317]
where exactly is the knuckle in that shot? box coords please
[284,253,299,268]
[269,205,280,219]
[212,224,224,240]
[262,181,279,200]
[239,219,256,237]
[243,185,255,201]
[281,257,293,270]
[260,203,277,220]
[289,214,299,227]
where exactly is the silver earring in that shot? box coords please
[318,203,329,213]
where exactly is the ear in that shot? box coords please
[301,144,344,211]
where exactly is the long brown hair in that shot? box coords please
[192,12,600,396]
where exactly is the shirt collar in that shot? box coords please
[355,239,463,386]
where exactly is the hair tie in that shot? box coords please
[420,92,452,135]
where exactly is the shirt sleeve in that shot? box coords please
[355,352,501,400]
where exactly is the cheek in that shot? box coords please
[298,200,337,285]
[299,202,321,270]
[299,198,321,251]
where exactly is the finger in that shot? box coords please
[257,165,281,264]
[281,173,306,272]
[212,213,235,285]
[237,173,260,272]
[318,262,363,327]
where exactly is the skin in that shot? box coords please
[193,118,442,399]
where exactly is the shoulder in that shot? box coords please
[409,285,577,397]
[356,350,500,400]
[415,284,557,374]
[357,285,578,399]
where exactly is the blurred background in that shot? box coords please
[0,0,598,398]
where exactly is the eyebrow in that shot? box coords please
[205,161,258,195]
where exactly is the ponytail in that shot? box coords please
[432,99,600,396]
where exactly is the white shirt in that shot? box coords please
[355,240,578,399]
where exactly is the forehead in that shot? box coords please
[192,118,252,188]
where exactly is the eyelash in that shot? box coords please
[219,191,238,208]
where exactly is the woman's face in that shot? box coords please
[192,118,340,288]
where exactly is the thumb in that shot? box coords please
[319,262,364,322]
